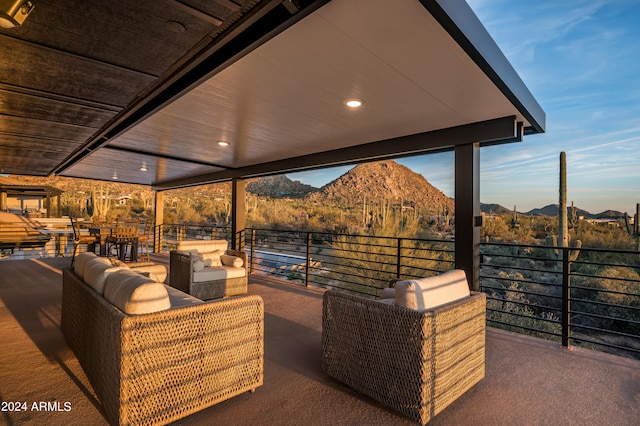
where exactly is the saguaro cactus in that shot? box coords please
[555,152,581,261]
[569,201,579,231]
[91,183,111,222]
[559,152,568,250]
[511,205,519,229]
[623,202,640,250]
[546,235,582,262]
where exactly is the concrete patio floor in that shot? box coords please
[1,256,639,425]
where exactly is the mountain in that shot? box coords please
[593,210,625,219]
[480,203,512,215]
[307,160,453,214]
[523,204,627,220]
[478,203,628,220]
[527,204,564,217]
[246,175,317,198]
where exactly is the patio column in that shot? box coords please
[231,178,246,251]
[153,190,164,253]
[454,142,481,291]
[0,191,6,211]
[44,193,51,218]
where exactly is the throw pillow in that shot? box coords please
[200,250,223,267]
[380,288,395,299]
[220,254,243,268]
[193,259,204,272]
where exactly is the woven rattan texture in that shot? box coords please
[61,268,264,426]
[169,251,248,300]
[321,290,486,425]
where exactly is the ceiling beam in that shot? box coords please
[103,145,235,169]
[153,116,519,190]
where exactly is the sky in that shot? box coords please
[289,0,640,214]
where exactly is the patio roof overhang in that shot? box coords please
[0,0,544,190]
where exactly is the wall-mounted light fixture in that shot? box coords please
[140,162,148,172]
[112,171,118,180]
[0,1,35,29]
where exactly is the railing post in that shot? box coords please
[396,238,403,279]
[250,228,256,274]
[153,224,163,253]
[305,232,312,287]
[561,247,571,348]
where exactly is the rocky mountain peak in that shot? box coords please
[307,160,453,213]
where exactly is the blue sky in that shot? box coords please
[290,0,640,214]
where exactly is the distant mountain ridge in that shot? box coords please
[246,175,317,198]
[481,203,625,220]
[307,160,454,214]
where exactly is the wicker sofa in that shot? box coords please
[169,240,247,300]
[322,270,486,425]
[61,253,264,426]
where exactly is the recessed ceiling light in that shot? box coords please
[344,98,364,108]
[218,141,230,147]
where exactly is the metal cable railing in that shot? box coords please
[155,224,639,359]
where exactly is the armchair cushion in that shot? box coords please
[193,266,246,283]
[176,240,228,253]
[395,269,470,311]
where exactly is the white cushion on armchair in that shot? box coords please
[192,266,246,283]
[395,269,470,311]
[176,240,228,253]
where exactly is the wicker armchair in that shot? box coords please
[322,287,486,425]
[169,240,248,300]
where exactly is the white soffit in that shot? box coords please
[93,0,528,182]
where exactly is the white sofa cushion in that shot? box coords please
[395,269,470,311]
[84,257,126,295]
[176,240,228,253]
[75,252,98,279]
[221,254,244,268]
[192,265,246,283]
[104,269,170,315]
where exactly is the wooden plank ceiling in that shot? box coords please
[0,0,545,189]
[0,0,276,176]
